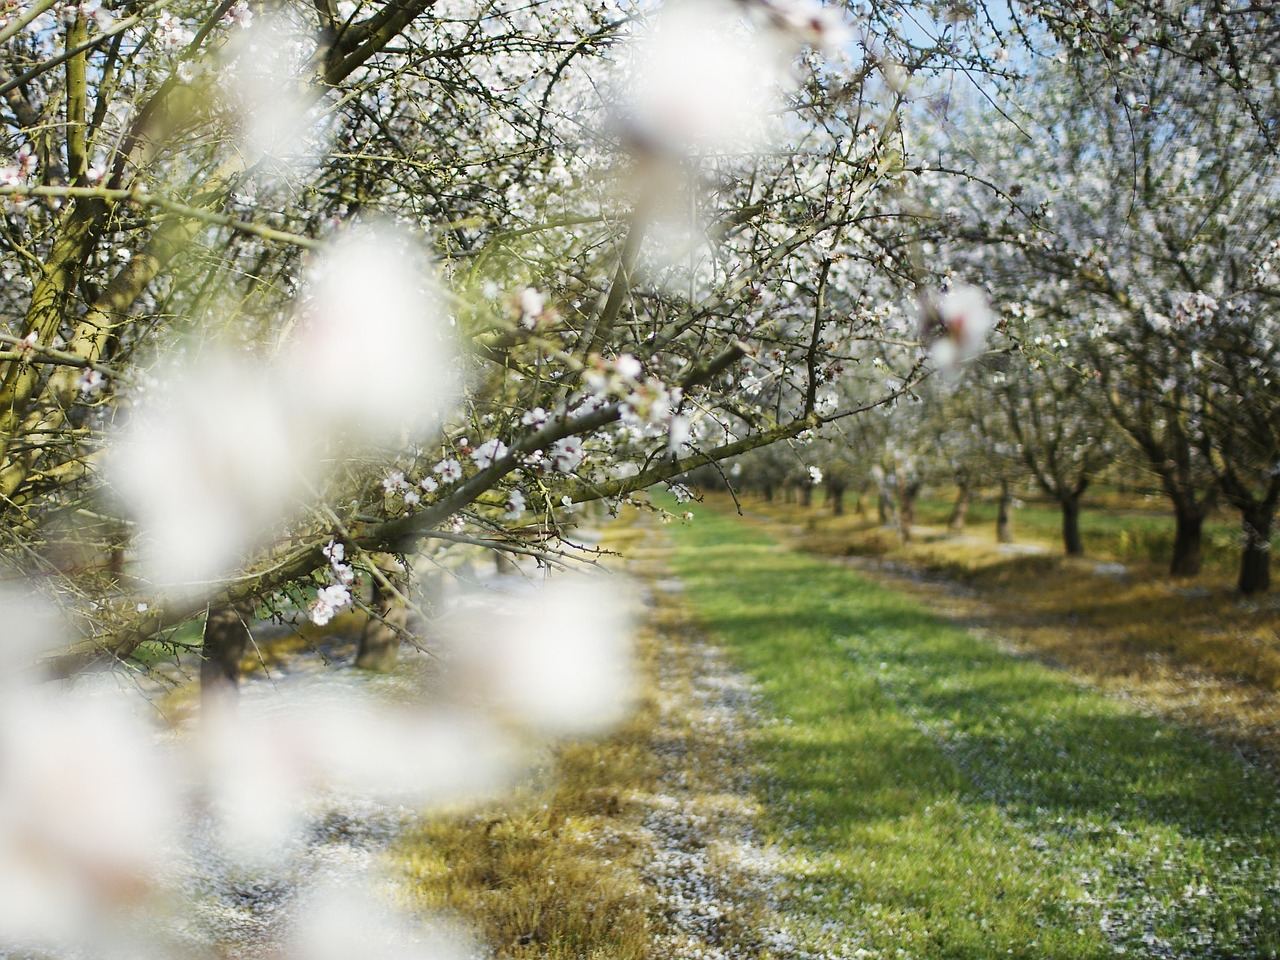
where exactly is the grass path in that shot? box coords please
[664,501,1280,960]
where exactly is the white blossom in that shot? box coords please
[434,458,463,484]
[925,284,995,371]
[470,438,509,469]
[549,436,586,473]
[521,406,550,428]
[503,489,526,520]
[518,287,546,328]
[76,368,105,397]
[382,470,408,494]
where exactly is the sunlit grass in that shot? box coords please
[739,494,1280,705]
[665,501,1280,959]
[763,489,1271,576]
[915,494,1255,577]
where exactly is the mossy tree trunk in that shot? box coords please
[829,479,846,516]
[1170,503,1209,577]
[357,553,410,672]
[947,481,971,534]
[200,599,256,717]
[996,479,1015,544]
[1238,505,1273,596]
[1060,492,1084,557]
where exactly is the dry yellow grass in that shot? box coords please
[721,493,1280,767]
[392,541,659,958]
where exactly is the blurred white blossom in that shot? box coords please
[444,575,636,736]
[923,284,995,371]
[626,0,788,154]
[220,11,317,165]
[0,692,179,946]
[108,353,311,595]
[198,691,515,865]
[286,880,475,960]
[282,226,457,441]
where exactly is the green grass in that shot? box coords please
[911,495,1260,575]
[663,501,1280,959]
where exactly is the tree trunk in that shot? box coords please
[762,481,774,502]
[830,481,846,516]
[799,483,812,507]
[1170,505,1206,577]
[1238,505,1273,596]
[1061,494,1084,557]
[357,554,409,672]
[996,479,1014,544]
[877,489,891,523]
[200,599,255,718]
[897,481,919,545]
[947,481,971,534]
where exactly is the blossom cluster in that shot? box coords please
[0,563,637,957]
[380,433,535,522]
[76,368,105,398]
[308,540,356,626]
[1170,291,1220,328]
[156,9,193,49]
[222,0,252,28]
[583,353,689,455]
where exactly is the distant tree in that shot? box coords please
[918,19,1278,587]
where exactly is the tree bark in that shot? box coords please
[357,554,409,672]
[200,599,255,718]
[898,479,921,545]
[1170,505,1206,577]
[947,481,971,534]
[1238,505,1273,596]
[1060,494,1084,557]
[996,479,1014,544]
[830,480,846,516]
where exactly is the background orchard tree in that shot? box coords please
[993,318,1116,557]
[916,15,1278,589]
